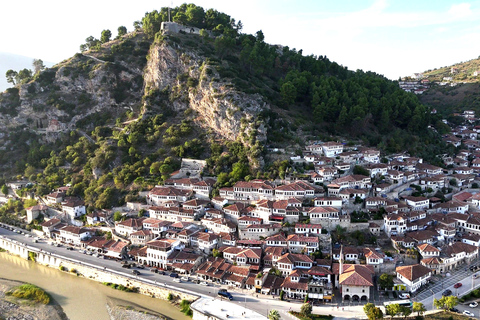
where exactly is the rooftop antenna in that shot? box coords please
[168,0,173,22]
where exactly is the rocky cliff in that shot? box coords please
[144,38,268,146]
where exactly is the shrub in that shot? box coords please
[167,293,174,301]
[59,265,66,271]
[7,284,50,304]
[180,299,192,316]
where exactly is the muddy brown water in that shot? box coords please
[0,252,189,320]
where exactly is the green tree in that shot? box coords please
[5,69,17,85]
[113,211,123,222]
[117,26,127,38]
[133,20,142,31]
[399,305,411,319]
[32,59,45,74]
[17,68,32,84]
[300,303,312,317]
[268,309,280,320]
[212,248,223,258]
[364,303,383,320]
[100,29,112,43]
[280,81,297,105]
[1,185,8,196]
[214,35,235,59]
[186,4,205,27]
[353,165,370,176]
[434,296,458,312]
[385,303,401,317]
[412,302,426,317]
[378,273,394,290]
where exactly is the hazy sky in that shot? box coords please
[1,0,480,80]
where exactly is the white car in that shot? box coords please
[181,276,189,282]
[398,293,410,299]
[470,301,479,308]
[200,281,209,286]
[464,310,475,317]
[173,278,181,283]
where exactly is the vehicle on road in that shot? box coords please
[66,247,74,251]
[449,307,459,313]
[200,281,209,286]
[181,276,189,282]
[173,278,181,283]
[218,290,233,300]
[137,265,145,269]
[470,301,478,308]
[398,293,410,299]
[454,282,463,288]
[464,310,475,317]
[169,273,178,278]
[132,270,140,275]
[474,274,480,279]
[150,268,158,273]
[122,264,131,269]
[442,289,452,296]
[384,300,412,308]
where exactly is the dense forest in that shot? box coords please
[0,3,453,219]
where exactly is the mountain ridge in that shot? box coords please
[0,4,449,209]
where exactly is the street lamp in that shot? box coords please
[430,289,435,310]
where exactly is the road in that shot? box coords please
[0,226,303,318]
[414,262,480,317]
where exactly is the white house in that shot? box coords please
[396,264,432,293]
[61,197,86,219]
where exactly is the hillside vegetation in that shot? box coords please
[0,3,451,213]
[423,56,480,83]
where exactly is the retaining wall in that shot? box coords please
[0,235,197,302]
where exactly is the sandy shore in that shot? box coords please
[0,278,68,320]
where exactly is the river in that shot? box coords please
[0,252,189,320]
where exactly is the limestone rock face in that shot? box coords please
[145,42,268,146]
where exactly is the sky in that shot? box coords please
[1,0,480,84]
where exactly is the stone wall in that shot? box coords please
[0,236,197,302]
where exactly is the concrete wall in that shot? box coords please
[0,236,197,302]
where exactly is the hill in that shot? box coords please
[0,4,449,210]
[419,82,480,118]
[422,56,480,83]
[0,53,53,92]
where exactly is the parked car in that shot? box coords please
[449,307,459,313]
[200,281,209,286]
[181,276,189,282]
[454,282,463,288]
[122,264,131,269]
[442,289,452,296]
[159,270,166,275]
[169,273,179,278]
[137,265,145,269]
[470,301,478,308]
[218,290,233,300]
[398,293,410,299]
[173,278,181,283]
[464,310,475,317]
[132,270,140,275]
[150,268,158,273]
[66,247,74,251]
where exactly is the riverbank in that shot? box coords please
[0,252,189,320]
[0,278,68,320]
